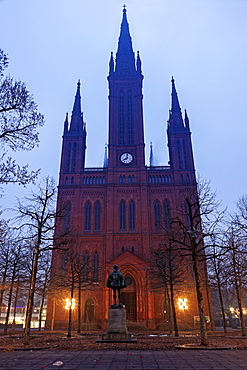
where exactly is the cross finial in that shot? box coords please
[123,4,127,11]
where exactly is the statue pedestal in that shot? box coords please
[98,306,136,342]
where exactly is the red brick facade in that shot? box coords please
[46,8,212,331]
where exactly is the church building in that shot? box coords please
[46,7,211,330]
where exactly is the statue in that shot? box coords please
[107,264,127,307]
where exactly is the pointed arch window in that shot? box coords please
[119,200,126,230]
[71,143,77,172]
[129,200,136,230]
[183,139,188,169]
[82,251,90,282]
[93,252,99,282]
[163,199,171,229]
[154,200,161,230]
[177,140,183,169]
[119,91,125,144]
[63,202,71,232]
[84,201,92,231]
[185,201,191,230]
[66,143,71,172]
[94,201,101,231]
[128,90,133,144]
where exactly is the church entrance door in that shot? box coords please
[121,275,137,321]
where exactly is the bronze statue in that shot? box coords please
[107,264,127,306]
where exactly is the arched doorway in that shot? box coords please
[121,275,137,321]
[84,298,95,323]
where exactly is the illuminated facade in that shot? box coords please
[46,8,211,330]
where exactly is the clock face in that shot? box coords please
[120,152,133,164]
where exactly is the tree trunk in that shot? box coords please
[51,297,56,331]
[232,250,246,336]
[67,281,74,338]
[12,282,20,330]
[23,247,39,345]
[4,263,17,335]
[38,293,45,331]
[77,280,81,333]
[170,281,179,337]
[216,270,227,333]
[0,264,8,317]
[192,247,208,346]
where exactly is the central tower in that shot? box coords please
[108,7,145,169]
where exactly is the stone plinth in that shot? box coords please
[98,306,136,343]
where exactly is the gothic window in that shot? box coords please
[63,202,71,232]
[65,177,68,185]
[71,177,74,185]
[82,251,90,282]
[185,201,191,230]
[154,200,161,230]
[119,91,125,144]
[121,246,125,252]
[131,175,135,183]
[180,174,184,182]
[183,139,188,169]
[131,246,135,253]
[127,91,133,144]
[94,201,101,231]
[71,143,77,172]
[119,200,126,230]
[177,140,183,169]
[186,174,190,182]
[84,201,91,231]
[61,251,67,271]
[163,199,171,229]
[129,200,136,230]
[66,143,71,172]
[93,252,99,282]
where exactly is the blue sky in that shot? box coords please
[1,0,247,215]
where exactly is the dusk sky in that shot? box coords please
[1,0,247,215]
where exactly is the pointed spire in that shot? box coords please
[70,80,85,133]
[171,77,181,114]
[149,142,155,167]
[168,77,184,130]
[103,144,108,167]
[115,6,136,74]
[136,51,142,74]
[63,112,69,135]
[109,52,114,74]
[184,109,190,130]
[72,80,82,116]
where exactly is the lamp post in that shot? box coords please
[65,298,75,337]
[178,298,188,331]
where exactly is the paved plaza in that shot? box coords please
[0,349,247,369]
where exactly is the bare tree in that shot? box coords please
[35,251,51,331]
[168,179,224,346]
[14,177,66,344]
[150,239,186,336]
[0,49,44,187]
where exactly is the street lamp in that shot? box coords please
[178,298,188,331]
[65,298,75,310]
[65,297,76,338]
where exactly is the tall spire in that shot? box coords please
[168,77,184,130]
[70,80,85,133]
[115,5,136,74]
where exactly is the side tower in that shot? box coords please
[59,80,87,187]
[167,77,196,184]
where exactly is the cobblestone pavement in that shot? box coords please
[0,350,247,369]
